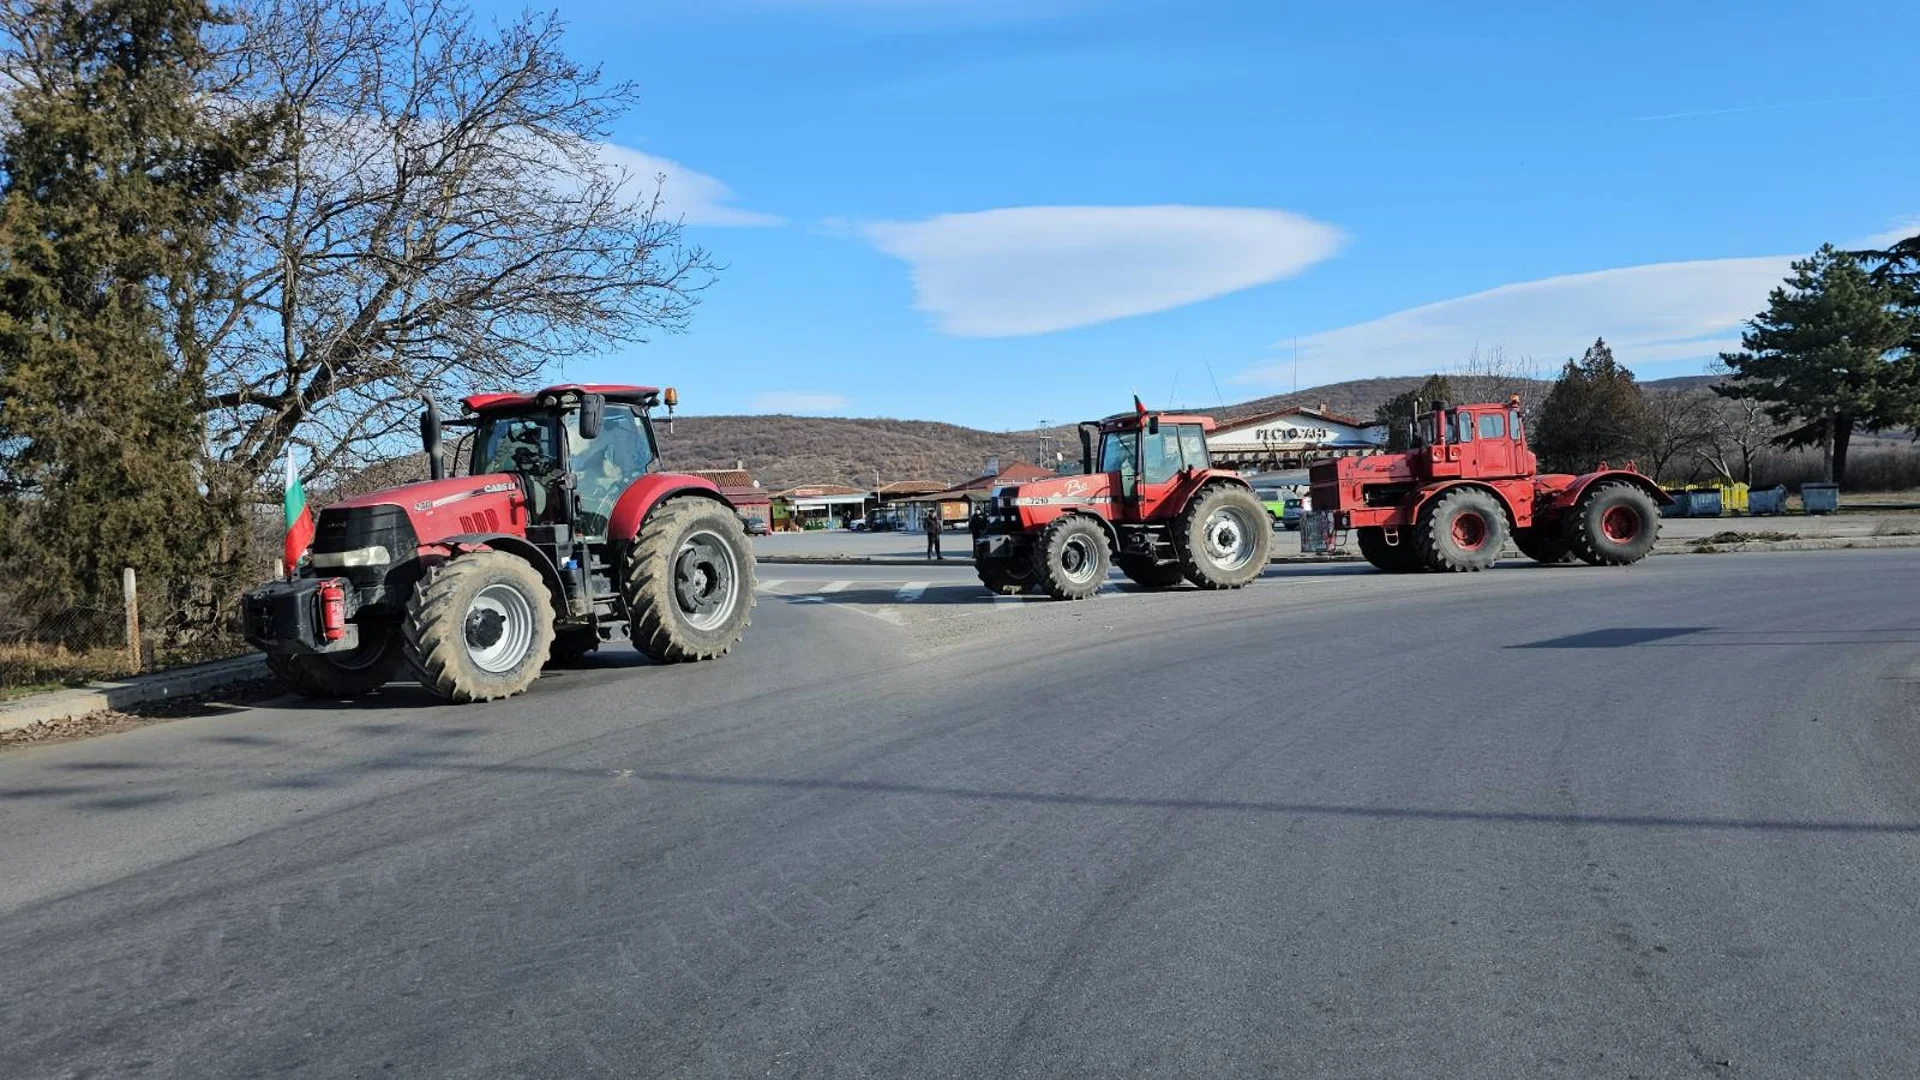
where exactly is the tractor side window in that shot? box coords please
[1477,412,1506,440]
[1451,411,1474,443]
[1510,410,1525,442]
[568,405,654,534]
[1141,430,1179,484]
[1176,425,1210,471]
[1099,431,1138,475]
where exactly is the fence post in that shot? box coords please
[122,566,141,673]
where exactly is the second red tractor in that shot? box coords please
[1303,396,1669,572]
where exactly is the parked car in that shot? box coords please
[741,515,770,536]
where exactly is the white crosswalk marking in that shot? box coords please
[896,582,930,602]
[756,579,785,591]
[818,580,853,594]
[991,595,1025,608]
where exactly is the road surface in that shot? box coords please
[4,550,1920,1078]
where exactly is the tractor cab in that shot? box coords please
[1082,410,1216,521]
[437,384,677,536]
[1404,396,1536,483]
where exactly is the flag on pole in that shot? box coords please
[1133,393,1148,419]
[284,453,315,574]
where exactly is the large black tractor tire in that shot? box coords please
[404,552,556,703]
[1566,481,1661,566]
[1513,525,1575,565]
[1033,515,1111,601]
[624,497,756,663]
[546,627,601,667]
[1177,485,1272,589]
[976,554,1035,596]
[264,634,403,699]
[1356,527,1424,573]
[1415,487,1507,572]
[1114,554,1186,589]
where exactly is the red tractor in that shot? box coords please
[1302,396,1669,572]
[241,384,754,703]
[973,405,1272,600]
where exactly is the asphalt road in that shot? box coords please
[4,550,1920,1078]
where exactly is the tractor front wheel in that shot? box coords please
[1033,515,1110,600]
[265,633,403,699]
[1178,485,1271,589]
[403,552,556,703]
[624,498,756,662]
[1567,481,1660,566]
[1114,554,1185,589]
[1416,487,1507,572]
[1356,527,1424,573]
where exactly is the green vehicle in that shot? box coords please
[1254,487,1305,529]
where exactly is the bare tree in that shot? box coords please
[1638,387,1716,483]
[1451,344,1544,407]
[196,0,718,486]
[1702,392,1779,485]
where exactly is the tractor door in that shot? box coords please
[1471,409,1514,476]
[1134,421,1208,519]
[566,404,657,536]
[1099,428,1141,506]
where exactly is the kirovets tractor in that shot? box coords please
[1302,396,1668,572]
[242,384,754,703]
[973,403,1271,600]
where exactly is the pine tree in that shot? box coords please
[1533,338,1651,473]
[1372,375,1456,451]
[0,0,265,625]
[1717,245,1917,486]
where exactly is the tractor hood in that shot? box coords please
[331,474,523,513]
[993,472,1117,509]
[325,473,531,545]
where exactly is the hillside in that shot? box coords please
[659,374,1721,488]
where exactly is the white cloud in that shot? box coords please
[1852,216,1920,249]
[593,144,780,228]
[860,205,1345,337]
[749,390,852,414]
[1232,256,1796,387]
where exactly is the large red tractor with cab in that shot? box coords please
[241,384,754,703]
[973,404,1272,600]
[1302,395,1668,572]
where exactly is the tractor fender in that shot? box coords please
[419,534,569,614]
[1539,470,1673,515]
[606,474,729,542]
[1407,480,1522,525]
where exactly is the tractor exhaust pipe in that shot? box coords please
[421,397,445,480]
[1078,423,1096,476]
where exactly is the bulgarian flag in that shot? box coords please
[284,453,315,574]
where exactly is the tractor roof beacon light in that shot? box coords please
[662,387,678,433]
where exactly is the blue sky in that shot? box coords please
[491,0,1917,430]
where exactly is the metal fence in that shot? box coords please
[0,566,255,690]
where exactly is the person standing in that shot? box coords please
[923,507,943,561]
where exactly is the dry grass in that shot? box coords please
[0,643,136,698]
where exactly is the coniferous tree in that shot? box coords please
[1533,338,1651,473]
[1717,245,1917,486]
[0,0,266,624]
[1372,375,1456,451]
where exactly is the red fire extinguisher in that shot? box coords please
[317,579,348,642]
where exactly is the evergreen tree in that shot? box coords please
[1533,338,1651,473]
[1717,245,1918,486]
[0,0,264,622]
[1372,374,1456,451]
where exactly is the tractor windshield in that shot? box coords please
[1099,430,1138,475]
[474,413,562,478]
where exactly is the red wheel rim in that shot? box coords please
[1602,505,1640,543]
[1451,511,1488,551]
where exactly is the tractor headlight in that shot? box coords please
[309,545,392,569]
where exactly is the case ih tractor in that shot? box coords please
[241,384,754,703]
[1302,396,1668,572]
[973,403,1271,600]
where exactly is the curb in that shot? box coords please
[0,654,266,734]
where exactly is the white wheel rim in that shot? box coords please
[675,528,741,631]
[1203,505,1258,571]
[1059,533,1101,584]
[465,582,536,674]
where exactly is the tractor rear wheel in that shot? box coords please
[1115,554,1185,589]
[1513,525,1574,565]
[1356,527,1424,573]
[624,498,755,662]
[1178,485,1271,589]
[265,633,403,699]
[403,552,556,703]
[1567,481,1660,566]
[1416,487,1506,572]
[1033,515,1110,600]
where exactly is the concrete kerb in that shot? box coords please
[0,653,267,734]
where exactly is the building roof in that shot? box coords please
[1218,404,1367,431]
[876,479,948,496]
[688,468,754,488]
[771,483,867,499]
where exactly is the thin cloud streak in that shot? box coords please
[1632,91,1919,122]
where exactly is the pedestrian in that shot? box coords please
[924,508,942,561]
